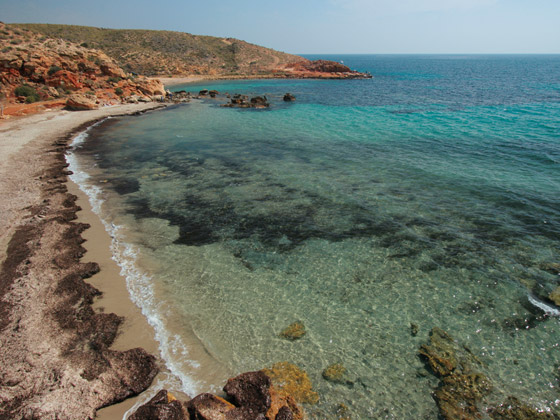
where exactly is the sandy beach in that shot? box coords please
[0,103,170,419]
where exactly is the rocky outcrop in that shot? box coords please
[281,60,372,79]
[0,22,164,113]
[66,93,99,110]
[132,370,304,420]
[283,93,296,102]
[222,94,270,109]
[419,327,491,419]
[129,390,188,420]
[419,327,557,420]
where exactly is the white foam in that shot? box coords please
[66,125,202,409]
[528,294,560,317]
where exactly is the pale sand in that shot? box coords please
[0,103,175,419]
[155,76,208,87]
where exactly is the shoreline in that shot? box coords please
[0,103,172,419]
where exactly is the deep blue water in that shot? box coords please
[71,55,560,419]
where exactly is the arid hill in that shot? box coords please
[14,23,371,79]
[14,23,304,77]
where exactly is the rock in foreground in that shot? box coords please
[131,370,304,420]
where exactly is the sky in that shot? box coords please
[1,0,559,54]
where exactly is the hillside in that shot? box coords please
[15,23,305,77]
[0,23,164,114]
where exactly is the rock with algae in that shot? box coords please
[549,286,560,306]
[262,362,319,405]
[322,363,352,386]
[335,402,352,420]
[279,321,306,341]
[488,396,555,420]
[419,327,491,420]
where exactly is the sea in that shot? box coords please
[67,55,560,419]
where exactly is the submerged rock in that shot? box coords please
[435,373,492,420]
[410,322,419,337]
[279,321,306,341]
[262,362,319,405]
[335,402,351,420]
[322,363,351,385]
[419,327,490,420]
[418,327,461,377]
[488,396,555,420]
[549,286,560,306]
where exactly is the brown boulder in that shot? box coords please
[186,393,235,420]
[224,371,272,414]
[250,96,269,108]
[129,390,188,420]
[66,94,98,111]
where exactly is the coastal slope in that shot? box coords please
[14,23,371,79]
[0,23,165,115]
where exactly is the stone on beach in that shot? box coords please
[66,93,99,110]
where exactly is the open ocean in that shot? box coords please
[68,55,560,419]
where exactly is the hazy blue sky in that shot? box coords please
[2,0,559,54]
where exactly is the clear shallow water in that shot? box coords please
[70,55,560,419]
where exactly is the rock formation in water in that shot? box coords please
[419,327,556,420]
[130,370,306,420]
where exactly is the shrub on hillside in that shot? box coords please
[15,85,40,103]
[115,87,123,96]
[48,66,62,76]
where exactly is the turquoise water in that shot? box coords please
[70,55,560,419]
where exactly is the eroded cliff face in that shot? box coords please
[0,22,164,112]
